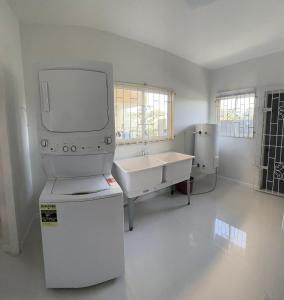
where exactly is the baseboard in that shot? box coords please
[218,175,254,188]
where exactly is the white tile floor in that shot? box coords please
[1,178,284,300]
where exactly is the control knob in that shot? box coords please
[104,136,112,145]
[41,139,48,148]
[70,145,77,152]
[62,145,69,152]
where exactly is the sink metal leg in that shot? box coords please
[187,179,191,205]
[126,196,134,231]
[170,185,175,195]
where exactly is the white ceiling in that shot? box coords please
[8,0,284,69]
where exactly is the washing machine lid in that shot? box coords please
[52,175,109,195]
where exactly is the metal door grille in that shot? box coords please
[261,90,284,195]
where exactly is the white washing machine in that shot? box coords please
[40,175,124,288]
[35,61,124,288]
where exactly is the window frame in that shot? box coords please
[216,88,256,139]
[114,82,174,145]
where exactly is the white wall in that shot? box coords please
[0,0,33,253]
[209,51,284,185]
[20,24,209,200]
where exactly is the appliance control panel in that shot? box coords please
[39,132,115,155]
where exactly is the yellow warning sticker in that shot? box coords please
[40,204,58,226]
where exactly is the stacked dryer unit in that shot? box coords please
[36,62,124,288]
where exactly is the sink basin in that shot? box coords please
[115,156,165,173]
[113,152,195,198]
[152,152,194,184]
[152,152,194,164]
[113,156,165,198]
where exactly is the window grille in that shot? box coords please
[216,90,255,138]
[114,83,174,144]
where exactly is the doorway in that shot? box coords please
[260,90,284,195]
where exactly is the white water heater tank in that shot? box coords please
[194,124,219,174]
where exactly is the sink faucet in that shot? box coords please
[141,141,149,156]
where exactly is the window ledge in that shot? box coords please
[116,138,174,146]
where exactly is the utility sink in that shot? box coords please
[115,156,165,173]
[152,152,194,164]
[113,152,195,231]
[152,152,194,185]
[113,152,194,198]
[113,156,165,198]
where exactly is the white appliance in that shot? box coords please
[36,62,124,288]
[194,123,219,174]
[39,175,124,288]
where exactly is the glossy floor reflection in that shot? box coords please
[1,178,284,300]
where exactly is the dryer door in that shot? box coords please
[39,69,109,132]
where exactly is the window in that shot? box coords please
[114,83,174,144]
[216,90,255,138]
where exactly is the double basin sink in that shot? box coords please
[113,152,194,198]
